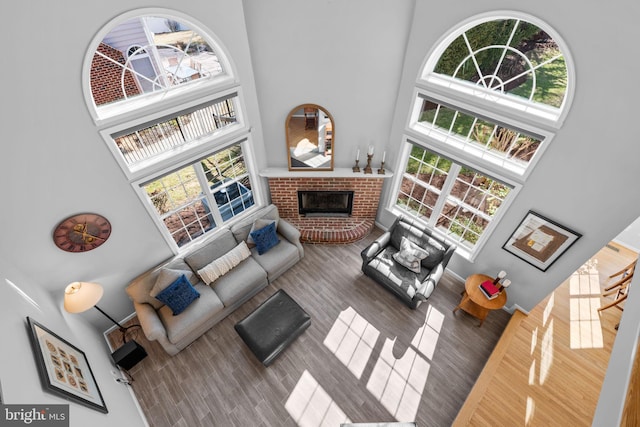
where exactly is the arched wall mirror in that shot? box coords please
[286,104,334,171]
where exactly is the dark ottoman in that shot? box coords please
[234,289,311,366]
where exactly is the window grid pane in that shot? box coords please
[396,147,450,221]
[113,97,237,167]
[145,164,216,247]
[91,16,224,108]
[199,144,255,223]
[432,18,567,109]
[417,98,542,172]
[396,147,511,249]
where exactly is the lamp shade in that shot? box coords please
[64,282,104,313]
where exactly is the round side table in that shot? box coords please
[453,273,507,326]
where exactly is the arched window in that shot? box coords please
[85,13,232,121]
[392,13,574,259]
[84,10,258,251]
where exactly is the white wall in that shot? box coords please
[0,257,146,426]
[243,0,415,168]
[614,216,640,252]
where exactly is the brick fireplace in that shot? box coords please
[262,168,392,244]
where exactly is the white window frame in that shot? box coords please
[389,138,521,261]
[406,89,554,182]
[100,87,248,182]
[84,9,263,254]
[418,11,576,131]
[388,12,572,260]
[132,137,262,253]
[82,8,238,127]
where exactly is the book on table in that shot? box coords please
[479,280,500,300]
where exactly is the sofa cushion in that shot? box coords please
[197,241,251,285]
[210,257,268,307]
[393,236,430,273]
[231,204,280,244]
[250,222,280,255]
[247,218,277,247]
[149,268,199,310]
[154,274,201,315]
[184,229,238,272]
[251,235,300,279]
[157,284,224,344]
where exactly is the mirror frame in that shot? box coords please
[286,103,334,171]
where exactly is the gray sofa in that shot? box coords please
[125,204,303,356]
[361,215,456,309]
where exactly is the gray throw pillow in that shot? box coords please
[421,238,446,270]
[393,236,430,274]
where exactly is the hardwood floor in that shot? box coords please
[108,229,510,426]
[454,242,637,426]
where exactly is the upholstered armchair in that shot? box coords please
[361,215,456,309]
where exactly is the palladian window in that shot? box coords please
[393,13,574,259]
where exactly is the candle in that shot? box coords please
[502,279,512,288]
[382,151,386,162]
[368,145,374,156]
[498,270,507,279]
[356,149,360,161]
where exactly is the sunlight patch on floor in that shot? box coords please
[320,305,444,422]
[323,306,380,379]
[365,305,443,422]
[366,337,430,422]
[539,318,554,385]
[410,305,444,360]
[525,396,535,426]
[569,259,604,349]
[543,292,554,326]
[285,370,351,427]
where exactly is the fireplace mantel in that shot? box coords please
[260,167,394,179]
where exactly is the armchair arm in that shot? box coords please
[278,218,304,258]
[415,263,445,300]
[361,231,391,265]
[134,301,166,342]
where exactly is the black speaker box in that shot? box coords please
[111,340,147,370]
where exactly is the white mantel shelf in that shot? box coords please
[259,167,394,179]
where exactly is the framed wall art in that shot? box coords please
[503,211,582,272]
[27,317,108,413]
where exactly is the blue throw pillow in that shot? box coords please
[154,274,200,315]
[250,221,280,255]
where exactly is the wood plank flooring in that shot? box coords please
[108,229,510,427]
[454,242,637,426]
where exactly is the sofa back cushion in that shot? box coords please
[390,217,448,270]
[184,229,238,272]
[231,204,280,244]
[125,258,199,309]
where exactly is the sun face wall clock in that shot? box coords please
[53,213,112,252]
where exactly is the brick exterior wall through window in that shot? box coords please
[91,43,141,106]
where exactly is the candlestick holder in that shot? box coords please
[377,161,385,174]
[364,154,373,174]
[352,159,361,173]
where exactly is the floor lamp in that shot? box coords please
[63,281,137,343]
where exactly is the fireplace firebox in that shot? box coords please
[298,190,354,216]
